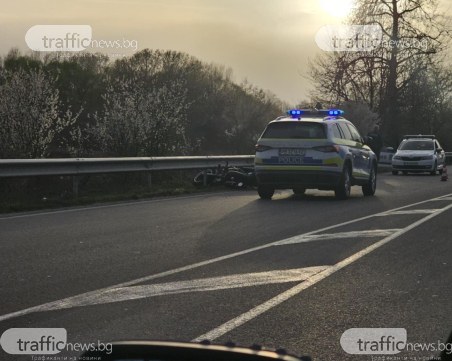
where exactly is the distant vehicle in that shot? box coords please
[254,109,378,200]
[391,135,445,175]
[379,146,395,164]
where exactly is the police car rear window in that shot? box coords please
[262,122,326,139]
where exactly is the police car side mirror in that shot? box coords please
[363,136,371,145]
[436,148,443,153]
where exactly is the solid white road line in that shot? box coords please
[15,267,329,311]
[192,202,452,341]
[0,191,240,220]
[1,193,451,322]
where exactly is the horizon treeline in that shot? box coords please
[0,48,288,158]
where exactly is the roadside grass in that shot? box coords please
[0,172,232,214]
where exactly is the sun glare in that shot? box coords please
[319,0,355,18]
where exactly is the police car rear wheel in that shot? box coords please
[258,186,274,200]
[335,165,351,200]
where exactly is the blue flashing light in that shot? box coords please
[328,109,344,116]
[287,109,303,118]
[283,108,345,120]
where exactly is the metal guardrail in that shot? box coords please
[1,152,450,178]
[0,156,255,178]
[0,153,450,196]
[0,156,255,197]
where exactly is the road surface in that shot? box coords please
[1,172,451,360]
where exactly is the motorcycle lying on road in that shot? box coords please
[223,165,256,189]
[193,162,256,189]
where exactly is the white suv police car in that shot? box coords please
[254,109,378,200]
[391,135,445,175]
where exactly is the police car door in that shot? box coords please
[337,122,366,179]
[347,123,371,178]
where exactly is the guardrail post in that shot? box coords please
[147,172,152,189]
[202,170,208,186]
[73,176,80,198]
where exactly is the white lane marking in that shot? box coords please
[435,197,452,201]
[0,191,241,220]
[17,267,329,311]
[376,209,440,216]
[274,229,401,245]
[193,202,452,341]
[1,193,451,322]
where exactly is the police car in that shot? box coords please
[254,109,378,200]
[391,135,445,175]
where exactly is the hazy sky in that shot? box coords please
[1,0,451,104]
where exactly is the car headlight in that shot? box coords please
[393,156,402,160]
[420,155,434,160]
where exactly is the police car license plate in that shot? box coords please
[279,148,305,164]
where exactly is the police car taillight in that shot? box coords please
[313,145,340,153]
[255,144,273,152]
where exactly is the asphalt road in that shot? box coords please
[1,172,452,361]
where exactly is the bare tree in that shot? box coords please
[94,74,189,157]
[309,0,450,142]
[354,0,448,137]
